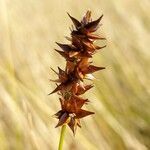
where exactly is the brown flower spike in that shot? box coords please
[50,11,106,134]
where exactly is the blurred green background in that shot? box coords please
[0,0,150,150]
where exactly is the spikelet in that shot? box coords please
[50,11,106,134]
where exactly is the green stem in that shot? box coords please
[58,125,66,150]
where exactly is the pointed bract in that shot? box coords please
[84,65,105,74]
[49,84,63,94]
[67,13,81,29]
[76,84,93,95]
[55,112,68,127]
[76,109,94,118]
[84,14,103,32]
[56,42,73,52]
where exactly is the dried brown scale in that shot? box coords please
[50,11,106,134]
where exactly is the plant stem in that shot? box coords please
[58,125,66,150]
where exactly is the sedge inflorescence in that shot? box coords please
[50,11,106,134]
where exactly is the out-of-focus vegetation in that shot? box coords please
[0,0,149,150]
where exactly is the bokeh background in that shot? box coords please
[0,0,150,150]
